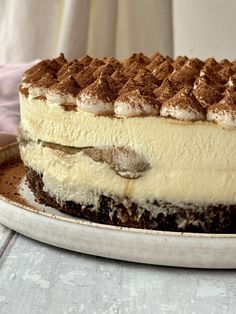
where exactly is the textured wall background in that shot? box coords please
[173,0,236,59]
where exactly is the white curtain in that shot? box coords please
[0,0,173,62]
[1,0,236,63]
[173,0,236,60]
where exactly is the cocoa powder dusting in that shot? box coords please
[21,52,236,122]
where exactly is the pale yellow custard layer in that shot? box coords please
[19,92,236,205]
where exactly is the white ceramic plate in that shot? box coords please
[0,142,236,269]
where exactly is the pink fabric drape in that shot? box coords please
[0,61,38,134]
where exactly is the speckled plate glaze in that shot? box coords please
[0,142,236,269]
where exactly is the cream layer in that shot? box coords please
[19,92,236,205]
[19,141,236,207]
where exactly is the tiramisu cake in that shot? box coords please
[18,52,236,233]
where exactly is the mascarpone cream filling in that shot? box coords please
[19,142,236,206]
[19,93,236,206]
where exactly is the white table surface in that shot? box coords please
[1,135,236,314]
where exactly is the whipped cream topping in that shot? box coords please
[89,58,105,69]
[119,78,156,98]
[207,94,236,128]
[161,104,204,121]
[57,61,84,81]
[28,73,58,98]
[149,53,166,65]
[194,73,224,93]
[227,75,236,89]
[173,56,188,70]
[54,53,68,66]
[76,75,117,114]
[134,68,160,86]
[168,59,204,89]
[46,76,80,104]
[154,79,179,103]
[220,59,231,67]
[78,55,93,66]
[123,52,150,66]
[200,66,225,85]
[114,89,160,117]
[94,63,115,78]
[20,52,236,127]
[111,70,128,85]
[22,63,54,88]
[160,88,205,121]
[204,57,222,72]
[152,60,174,81]
[76,94,114,115]
[23,55,67,83]
[123,61,145,77]
[146,59,164,73]
[75,66,96,88]
[193,81,222,108]
[23,60,53,80]
[218,66,234,82]
[104,57,123,70]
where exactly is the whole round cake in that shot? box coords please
[18,52,236,233]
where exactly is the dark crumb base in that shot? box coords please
[26,166,236,233]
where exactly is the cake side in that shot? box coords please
[25,166,236,233]
[18,52,236,232]
[18,105,236,206]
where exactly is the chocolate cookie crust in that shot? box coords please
[26,167,236,233]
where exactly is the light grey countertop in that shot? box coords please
[0,225,236,314]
